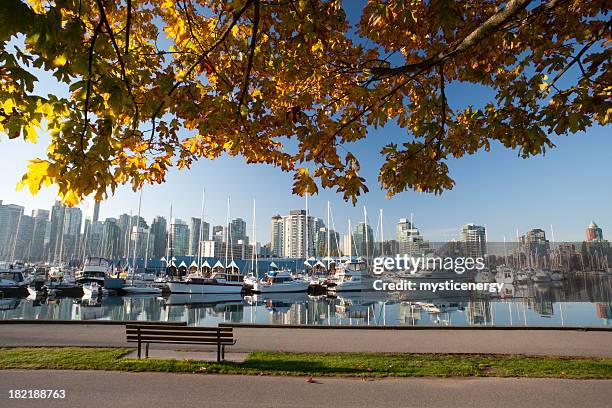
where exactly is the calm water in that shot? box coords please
[1,273,611,327]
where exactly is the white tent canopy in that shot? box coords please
[227,260,239,269]
[212,260,224,269]
[178,261,187,268]
[189,261,198,268]
[202,260,211,268]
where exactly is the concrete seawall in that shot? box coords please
[1,322,611,357]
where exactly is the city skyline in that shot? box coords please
[0,192,609,245]
[1,195,608,263]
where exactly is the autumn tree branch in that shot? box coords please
[370,0,533,80]
[238,0,260,110]
[149,0,255,144]
[81,19,104,153]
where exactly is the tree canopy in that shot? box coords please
[0,0,610,205]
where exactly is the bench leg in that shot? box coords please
[146,343,150,359]
[217,343,221,362]
[137,341,141,359]
[222,345,225,360]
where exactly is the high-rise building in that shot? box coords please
[227,218,248,245]
[586,221,604,242]
[460,223,487,258]
[212,225,224,242]
[396,218,428,255]
[130,225,154,260]
[100,218,121,259]
[93,201,101,223]
[316,227,340,257]
[171,219,189,256]
[342,234,353,257]
[63,206,83,261]
[14,214,34,261]
[353,222,374,258]
[270,215,283,257]
[188,217,210,257]
[85,221,104,258]
[282,210,315,258]
[29,209,49,261]
[0,202,24,260]
[521,228,550,261]
[150,216,167,259]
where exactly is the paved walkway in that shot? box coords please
[1,324,612,357]
[2,370,611,408]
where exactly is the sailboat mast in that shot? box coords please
[364,206,369,264]
[326,201,330,267]
[224,197,230,268]
[251,199,256,275]
[126,210,133,272]
[132,189,143,280]
[305,191,309,261]
[144,227,150,271]
[253,199,258,277]
[380,209,384,257]
[198,188,205,272]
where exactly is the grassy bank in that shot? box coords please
[1,347,611,379]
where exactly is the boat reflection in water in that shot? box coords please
[0,273,609,327]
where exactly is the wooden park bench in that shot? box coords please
[126,324,236,362]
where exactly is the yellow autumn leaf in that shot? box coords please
[25,124,37,142]
[311,40,323,53]
[53,54,67,67]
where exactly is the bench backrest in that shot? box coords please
[126,324,234,345]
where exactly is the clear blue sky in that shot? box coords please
[1,4,610,243]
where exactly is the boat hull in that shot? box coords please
[257,280,310,293]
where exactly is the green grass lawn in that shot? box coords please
[0,347,611,379]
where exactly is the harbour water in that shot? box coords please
[1,273,610,327]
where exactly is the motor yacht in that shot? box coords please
[166,269,246,294]
[256,270,310,293]
[331,259,377,292]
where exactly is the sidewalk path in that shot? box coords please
[2,370,611,408]
[1,324,612,357]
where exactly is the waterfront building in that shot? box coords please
[188,217,210,257]
[521,228,550,257]
[150,216,167,259]
[202,239,253,260]
[316,227,340,257]
[130,225,154,260]
[460,223,487,258]
[171,219,190,256]
[100,218,121,259]
[342,234,353,257]
[212,225,224,242]
[260,243,272,258]
[227,218,248,245]
[396,218,429,256]
[586,221,604,242]
[92,201,100,223]
[353,222,374,259]
[382,239,400,256]
[281,210,315,259]
[84,221,104,258]
[29,209,49,261]
[270,215,283,257]
[13,214,34,261]
[0,202,24,261]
